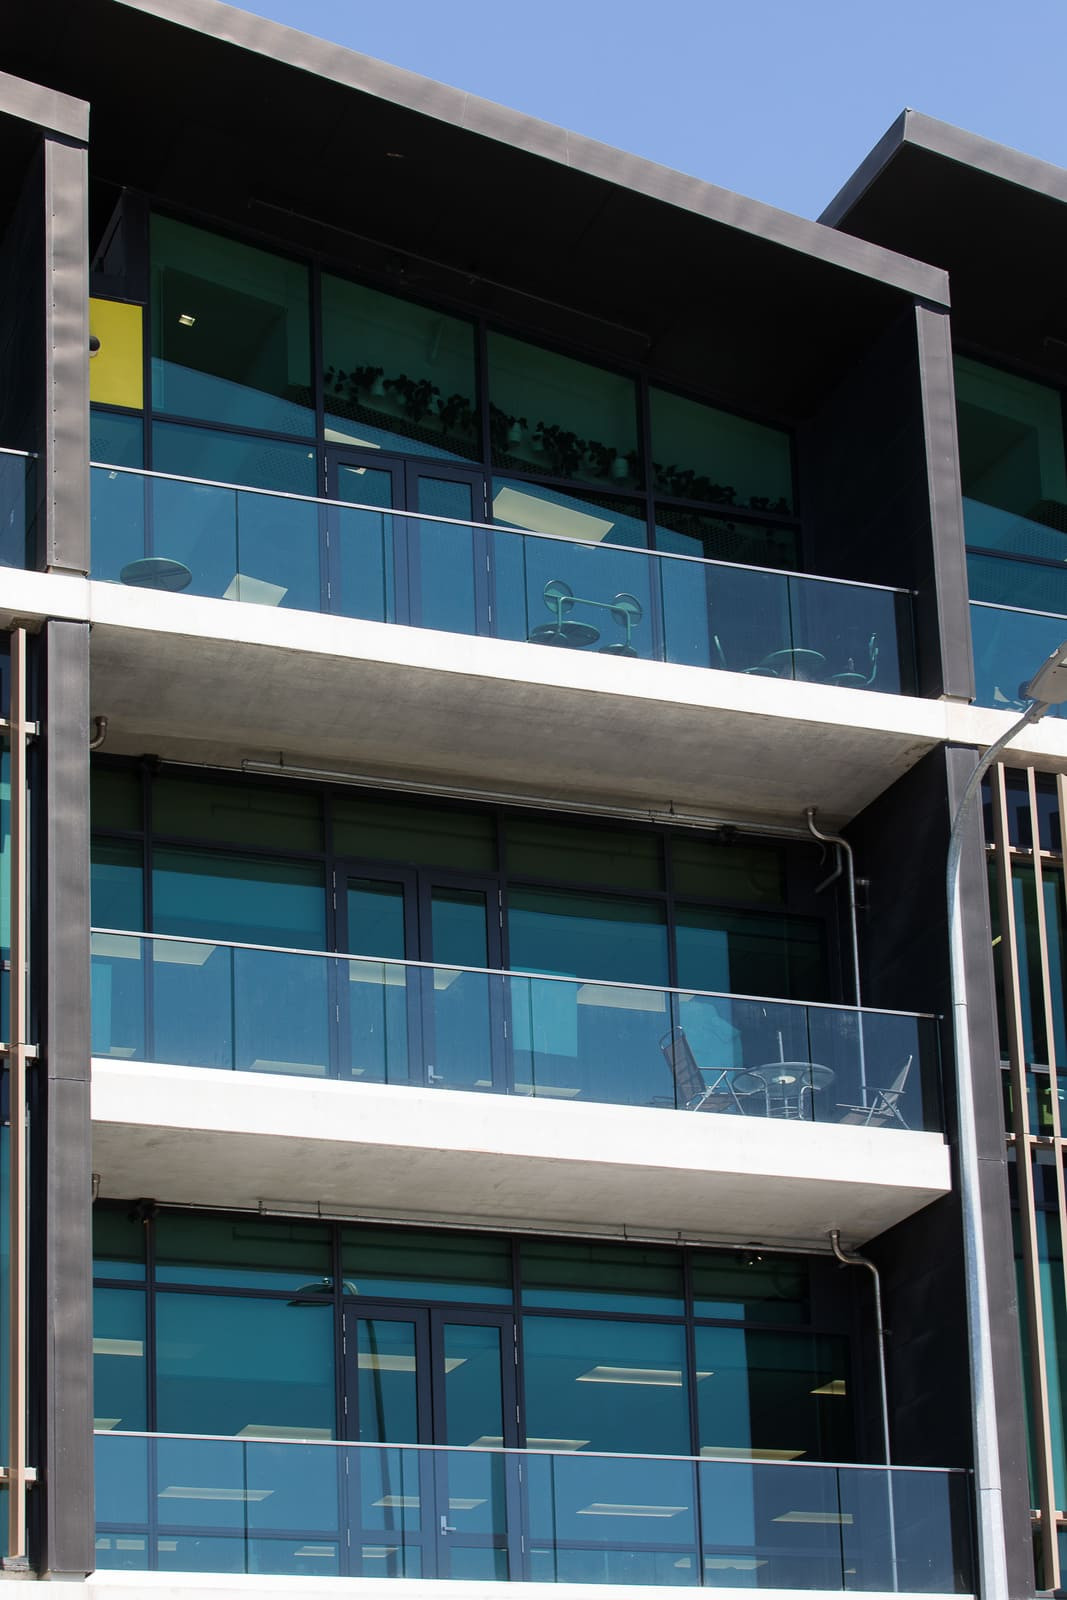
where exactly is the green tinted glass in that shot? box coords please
[520,1239,683,1314]
[488,332,640,487]
[92,766,142,831]
[152,777,322,852]
[671,838,785,904]
[694,1327,851,1462]
[150,215,313,436]
[654,505,798,570]
[650,387,793,513]
[955,356,1067,520]
[332,796,496,871]
[505,817,662,890]
[93,1287,147,1431]
[93,1208,147,1282]
[323,275,479,462]
[91,840,143,929]
[152,848,325,948]
[690,1251,809,1322]
[155,1213,332,1291]
[341,1226,512,1304]
[675,905,826,1002]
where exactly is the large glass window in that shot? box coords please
[152,849,324,948]
[488,333,640,489]
[522,1315,690,1455]
[93,1211,862,1467]
[675,905,827,1002]
[507,887,669,985]
[156,1294,335,1438]
[650,387,794,514]
[150,215,313,436]
[694,1327,852,1461]
[322,276,479,462]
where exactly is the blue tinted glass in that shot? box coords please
[91,409,144,467]
[522,1315,689,1455]
[93,1287,147,1432]
[152,423,316,494]
[508,888,668,986]
[91,840,143,929]
[156,1294,335,1437]
[152,848,324,948]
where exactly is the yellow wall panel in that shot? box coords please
[89,298,144,410]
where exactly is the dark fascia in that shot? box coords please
[114,0,948,310]
[0,68,88,144]
[820,107,1067,229]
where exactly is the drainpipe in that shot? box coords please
[830,1229,898,1591]
[89,715,108,750]
[806,809,866,1102]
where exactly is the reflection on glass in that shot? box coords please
[650,387,793,514]
[334,466,396,622]
[0,453,34,570]
[150,215,313,436]
[156,1295,335,1438]
[520,1239,684,1315]
[154,1212,332,1291]
[341,1227,511,1304]
[357,1320,419,1443]
[970,602,1067,719]
[522,1315,689,1456]
[675,906,827,1004]
[92,1432,973,1590]
[323,276,479,461]
[488,335,640,488]
[655,504,798,571]
[694,1327,852,1463]
[93,1287,147,1432]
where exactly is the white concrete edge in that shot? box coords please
[85,1577,969,1600]
[3,569,950,742]
[17,565,1067,760]
[90,1059,951,1196]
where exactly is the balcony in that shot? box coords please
[90,464,916,694]
[90,931,940,1132]
[89,931,950,1247]
[95,1432,972,1592]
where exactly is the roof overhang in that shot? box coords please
[5,0,946,417]
[823,109,1067,376]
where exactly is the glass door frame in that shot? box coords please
[337,862,511,1094]
[325,448,491,636]
[341,1302,522,1579]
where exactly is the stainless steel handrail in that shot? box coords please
[0,446,37,460]
[93,1427,967,1474]
[89,927,937,1020]
[971,597,1067,623]
[89,460,913,595]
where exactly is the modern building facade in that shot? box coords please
[0,7,1061,1599]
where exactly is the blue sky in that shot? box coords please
[235,0,1067,219]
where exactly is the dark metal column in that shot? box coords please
[915,305,973,705]
[32,620,93,1577]
[41,133,89,575]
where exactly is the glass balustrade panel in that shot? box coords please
[970,601,1067,717]
[93,1434,970,1589]
[490,524,654,660]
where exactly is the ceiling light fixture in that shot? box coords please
[178,313,196,327]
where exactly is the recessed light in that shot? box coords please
[811,1379,847,1396]
[178,313,196,327]
[385,151,404,159]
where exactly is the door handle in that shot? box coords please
[440,1514,457,1535]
